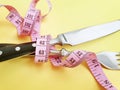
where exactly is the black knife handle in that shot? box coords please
[0,44,15,47]
[0,42,36,61]
[0,43,35,55]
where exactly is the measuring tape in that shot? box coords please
[35,35,117,90]
[0,0,117,90]
[35,35,51,63]
[50,50,117,90]
[1,0,52,41]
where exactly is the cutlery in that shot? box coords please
[0,20,120,61]
[97,51,120,70]
[1,43,120,70]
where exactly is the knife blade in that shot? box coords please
[50,20,120,45]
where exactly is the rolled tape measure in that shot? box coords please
[2,0,52,41]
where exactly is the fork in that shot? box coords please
[0,43,120,70]
[53,50,120,70]
[97,51,120,70]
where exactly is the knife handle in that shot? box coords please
[0,44,15,47]
[0,42,36,61]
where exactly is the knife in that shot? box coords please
[0,20,120,61]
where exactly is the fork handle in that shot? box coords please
[0,42,36,61]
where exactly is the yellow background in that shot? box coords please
[0,0,120,90]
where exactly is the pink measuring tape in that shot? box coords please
[1,0,52,41]
[0,0,117,90]
[35,35,51,63]
[34,35,117,90]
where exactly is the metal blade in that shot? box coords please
[50,20,120,45]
